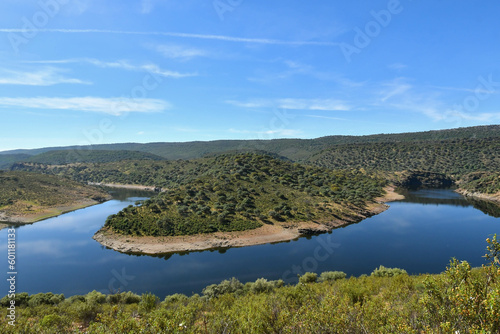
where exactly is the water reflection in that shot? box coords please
[0,188,498,299]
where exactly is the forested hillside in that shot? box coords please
[0,153,31,169]
[25,150,165,165]
[307,137,500,177]
[104,153,385,236]
[0,171,109,222]
[2,125,499,163]
[459,172,500,194]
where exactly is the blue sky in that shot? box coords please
[0,0,499,151]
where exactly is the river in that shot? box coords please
[0,188,498,299]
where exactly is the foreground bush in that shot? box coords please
[1,236,499,333]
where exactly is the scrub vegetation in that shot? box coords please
[1,236,499,333]
[103,153,385,236]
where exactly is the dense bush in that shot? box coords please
[319,271,347,282]
[371,265,408,277]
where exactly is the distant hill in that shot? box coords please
[307,137,500,177]
[25,150,165,165]
[0,150,164,170]
[1,125,499,163]
[0,154,31,169]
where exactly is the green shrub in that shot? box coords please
[40,313,70,331]
[139,292,159,314]
[319,271,347,282]
[299,272,318,284]
[28,293,64,307]
[371,265,407,277]
[248,278,282,294]
[86,290,106,304]
[203,277,244,299]
[164,293,188,304]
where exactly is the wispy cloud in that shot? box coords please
[228,128,302,136]
[0,29,339,46]
[23,58,196,78]
[379,78,413,102]
[226,98,351,111]
[388,63,407,70]
[429,85,500,95]
[0,67,90,86]
[0,96,170,116]
[249,60,336,83]
[305,115,348,121]
[155,44,208,60]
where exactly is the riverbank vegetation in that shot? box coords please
[1,236,498,333]
[459,172,500,195]
[0,171,110,222]
[104,153,385,236]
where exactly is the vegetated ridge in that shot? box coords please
[101,153,385,238]
[0,171,110,223]
[1,124,499,163]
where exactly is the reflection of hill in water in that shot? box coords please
[396,189,500,218]
[396,190,471,207]
[468,199,500,218]
[106,188,156,201]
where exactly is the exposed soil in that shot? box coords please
[456,189,500,204]
[93,186,404,255]
[0,199,105,224]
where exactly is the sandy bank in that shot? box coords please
[93,186,403,255]
[88,182,162,192]
[0,199,108,224]
[456,189,500,204]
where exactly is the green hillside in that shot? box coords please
[2,125,499,162]
[459,172,500,194]
[307,137,500,177]
[11,136,500,193]
[0,153,31,169]
[0,171,109,222]
[26,149,165,165]
[104,153,385,237]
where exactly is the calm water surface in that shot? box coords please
[1,188,498,298]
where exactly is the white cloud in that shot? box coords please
[226,98,351,111]
[155,44,208,60]
[0,96,170,116]
[379,78,412,102]
[0,68,90,86]
[24,58,196,78]
[0,29,339,46]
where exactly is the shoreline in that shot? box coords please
[455,188,500,204]
[88,182,162,192]
[93,186,405,255]
[0,198,109,225]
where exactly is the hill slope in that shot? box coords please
[2,125,499,163]
[0,171,110,223]
[101,153,386,239]
[307,137,500,177]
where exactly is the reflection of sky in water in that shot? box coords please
[0,189,499,298]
